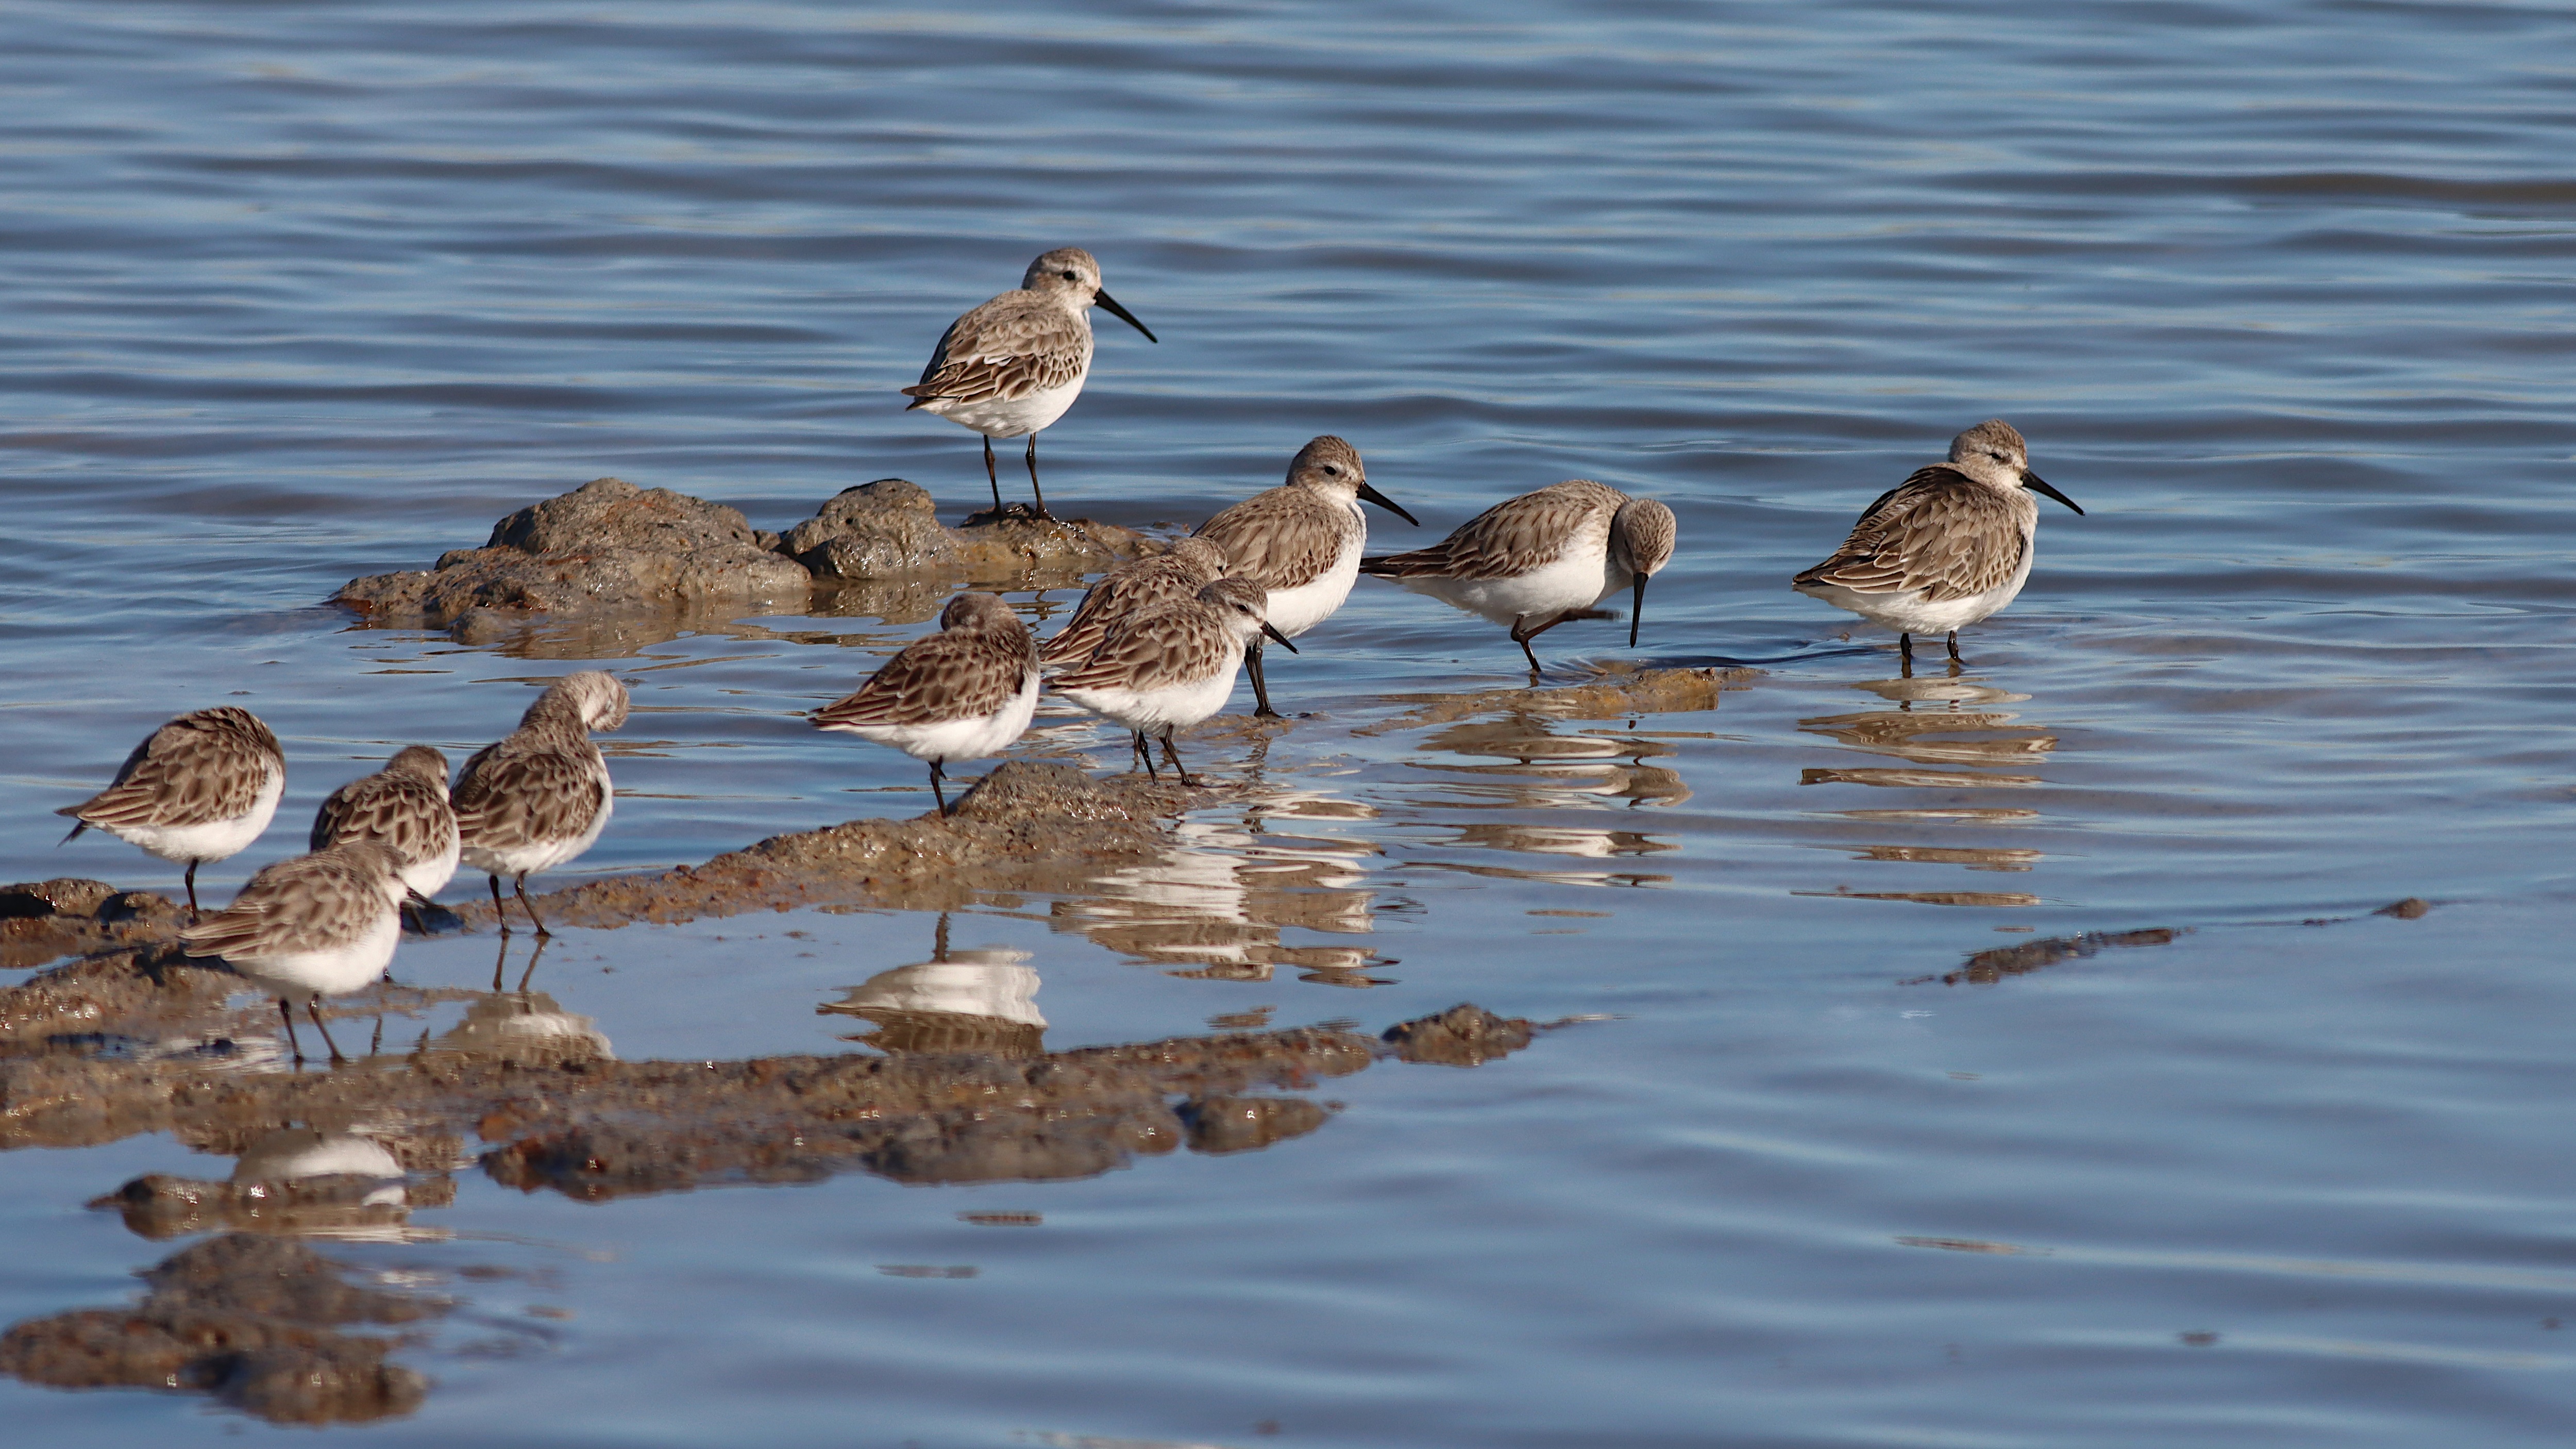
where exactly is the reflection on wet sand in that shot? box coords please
[1054,787,1389,985]
[1798,664,2058,905]
[1406,714,1692,810]
[821,913,1048,1056]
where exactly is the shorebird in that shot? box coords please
[1794,420,2082,661]
[451,672,629,938]
[901,247,1157,519]
[812,591,1040,817]
[180,838,410,1063]
[57,706,285,919]
[1051,576,1295,785]
[1362,480,1678,673]
[1039,535,1231,670]
[309,745,459,924]
[1192,436,1415,717]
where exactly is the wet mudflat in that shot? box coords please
[7,2,2576,1446]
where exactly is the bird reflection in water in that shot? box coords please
[1054,784,1390,986]
[820,912,1048,1056]
[1406,711,1691,810]
[1798,661,2056,905]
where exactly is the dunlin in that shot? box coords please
[1794,420,2082,661]
[1039,535,1231,670]
[57,706,285,918]
[901,247,1157,518]
[812,591,1040,817]
[310,745,460,918]
[1051,576,1295,786]
[451,672,628,937]
[1192,436,1414,716]
[180,838,410,1063]
[1362,479,1678,672]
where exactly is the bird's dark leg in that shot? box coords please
[1946,630,1961,662]
[515,873,550,939]
[1899,651,1916,681]
[278,998,305,1065]
[1898,631,1914,662]
[929,760,951,818]
[1245,639,1280,719]
[370,1012,383,1056]
[306,1000,348,1063]
[984,436,1002,514]
[1132,730,1156,779]
[1025,434,1049,519]
[184,861,201,921]
[1510,617,1544,675]
[489,873,512,936]
[1160,730,1197,788]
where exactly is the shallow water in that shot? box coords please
[6,1,2576,1443]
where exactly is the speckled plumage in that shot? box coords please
[1363,479,1677,669]
[452,672,629,935]
[813,592,1040,817]
[180,838,410,1062]
[58,706,287,915]
[310,744,459,901]
[1052,577,1287,786]
[1041,536,1231,668]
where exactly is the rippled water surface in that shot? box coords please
[6,2,2576,1444]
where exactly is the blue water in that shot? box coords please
[4,1,2576,1443]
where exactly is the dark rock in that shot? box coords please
[2375,896,2431,919]
[1181,1096,1331,1154]
[1381,1004,1535,1067]
[1939,927,2179,987]
[780,477,1152,581]
[0,878,116,920]
[334,476,812,625]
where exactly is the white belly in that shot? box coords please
[1057,650,1245,736]
[227,905,401,1002]
[1796,548,2035,636]
[402,837,461,898]
[1400,547,1622,629]
[825,671,1040,764]
[107,770,282,865]
[1265,531,1364,639]
[461,782,613,879]
[918,376,1087,440]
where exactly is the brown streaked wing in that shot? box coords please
[901,295,1088,406]
[452,741,607,854]
[814,629,1035,729]
[1196,488,1351,592]
[311,774,457,868]
[1041,557,1206,664]
[1795,467,2027,602]
[1051,604,1232,695]
[66,708,281,829]
[1366,480,1621,580]
[181,852,386,960]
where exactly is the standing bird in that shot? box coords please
[57,706,285,919]
[451,672,629,938]
[309,745,460,925]
[1192,436,1416,717]
[901,247,1158,519]
[1794,420,2082,662]
[812,592,1040,818]
[1039,536,1231,670]
[1361,480,1678,674]
[179,839,410,1064]
[1052,577,1296,786]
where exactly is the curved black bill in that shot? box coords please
[1630,573,1647,648]
[1094,289,1157,343]
[1261,621,1300,653]
[1357,480,1419,527]
[2024,472,2083,515]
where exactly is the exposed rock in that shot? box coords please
[1356,663,1755,736]
[1927,927,2181,987]
[1380,1004,1536,1067]
[2375,896,2431,919]
[335,477,811,626]
[0,1235,438,1424]
[1181,1095,1332,1154]
[334,475,1159,630]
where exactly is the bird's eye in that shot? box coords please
[1060,270,1078,281]
[1323,464,1341,475]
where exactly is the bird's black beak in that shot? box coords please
[1261,622,1299,653]
[1357,480,1419,526]
[1630,573,1648,648]
[1094,289,1157,343]
[2024,471,2082,515]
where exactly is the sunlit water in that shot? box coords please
[5,2,2576,1443]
